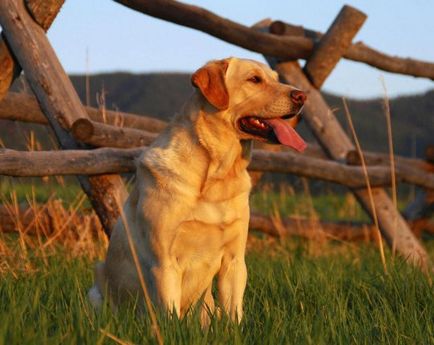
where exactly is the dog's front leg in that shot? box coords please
[218,253,247,322]
[217,221,248,322]
[152,264,182,316]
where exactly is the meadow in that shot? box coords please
[1,239,433,344]
[1,179,433,344]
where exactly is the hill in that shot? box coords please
[3,72,433,158]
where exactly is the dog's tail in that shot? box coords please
[88,261,106,309]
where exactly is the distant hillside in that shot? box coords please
[3,72,433,158]
[70,73,192,120]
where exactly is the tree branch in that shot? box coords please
[1,147,433,190]
[0,92,167,133]
[113,0,434,80]
[0,0,65,100]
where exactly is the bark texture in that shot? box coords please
[0,0,128,236]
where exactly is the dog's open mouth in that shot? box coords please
[238,115,307,152]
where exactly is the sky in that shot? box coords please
[23,1,434,98]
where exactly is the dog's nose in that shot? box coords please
[290,90,306,105]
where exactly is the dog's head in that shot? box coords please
[192,57,306,152]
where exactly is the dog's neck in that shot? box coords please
[178,93,252,182]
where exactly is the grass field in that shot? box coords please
[0,177,413,222]
[1,237,433,345]
[1,179,433,344]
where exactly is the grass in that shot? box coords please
[2,66,432,344]
[1,178,412,222]
[0,240,433,345]
[1,178,432,344]
[0,174,428,219]
[0,178,86,206]
[250,188,369,222]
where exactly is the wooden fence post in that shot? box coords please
[71,119,156,148]
[403,146,434,235]
[0,0,128,236]
[303,5,366,88]
[0,0,65,100]
[265,7,430,269]
[0,92,167,132]
[114,0,434,80]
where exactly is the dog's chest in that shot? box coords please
[173,176,250,273]
[186,171,251,227]
[190,193,247,226]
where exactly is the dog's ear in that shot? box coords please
[191,60,229,111]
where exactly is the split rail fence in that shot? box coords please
[0,0,433,270]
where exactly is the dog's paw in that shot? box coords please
[88,285,103,309]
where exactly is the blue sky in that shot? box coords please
[36,1,434,98]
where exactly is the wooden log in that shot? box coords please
[114,0,312,60]
[2,202,432,240]
[302,4,366,150]
[0,1,86,130]
[256,20,434,188]
[283,65,355,160]
[426,145,434,164]
[249,213,434,240]
[270,19,434,82]
[113,0,434,80]
[0,92,167,133]
[270,60,430,269]
[268,19,431,269]
[0,148,140,176]
[303,5,366,88]
[2,147,434,190]
[4,200,430,241]
[249,213,376,241]
[0,0,127,236]
[403,145,434,224]
[261,136,433,180]
[311,144,433,174]
[0,0,64,100]
[72,118,156,148]
[345,149,434,173]
[2,93,431,179]
[250,150,434,189]
[269,21,322,40]
[0,203,375,241]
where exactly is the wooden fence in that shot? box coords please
[0,0,433,270]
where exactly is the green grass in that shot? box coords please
[0,178,413,223]
[1,179,432,343]
[0,178,85,206]
[0,178,384,221]
[1,241,433,345]
[250,190,369,222]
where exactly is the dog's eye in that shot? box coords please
[248,76,262,84]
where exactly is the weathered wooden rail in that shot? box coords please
[2,203,432,241]
[1,92,432,189]
[114,0,434,80]
[0,0,128,236]
[0,0,432,270]
[2,147,433,190]
[0,92,166,132]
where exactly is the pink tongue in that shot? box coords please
[264,118,307,152]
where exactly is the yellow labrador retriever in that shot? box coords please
[89,57,306,322]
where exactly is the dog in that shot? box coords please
[88,57,306,323]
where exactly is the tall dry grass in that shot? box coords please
[0,189,108,275]
[342,98,387,273]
